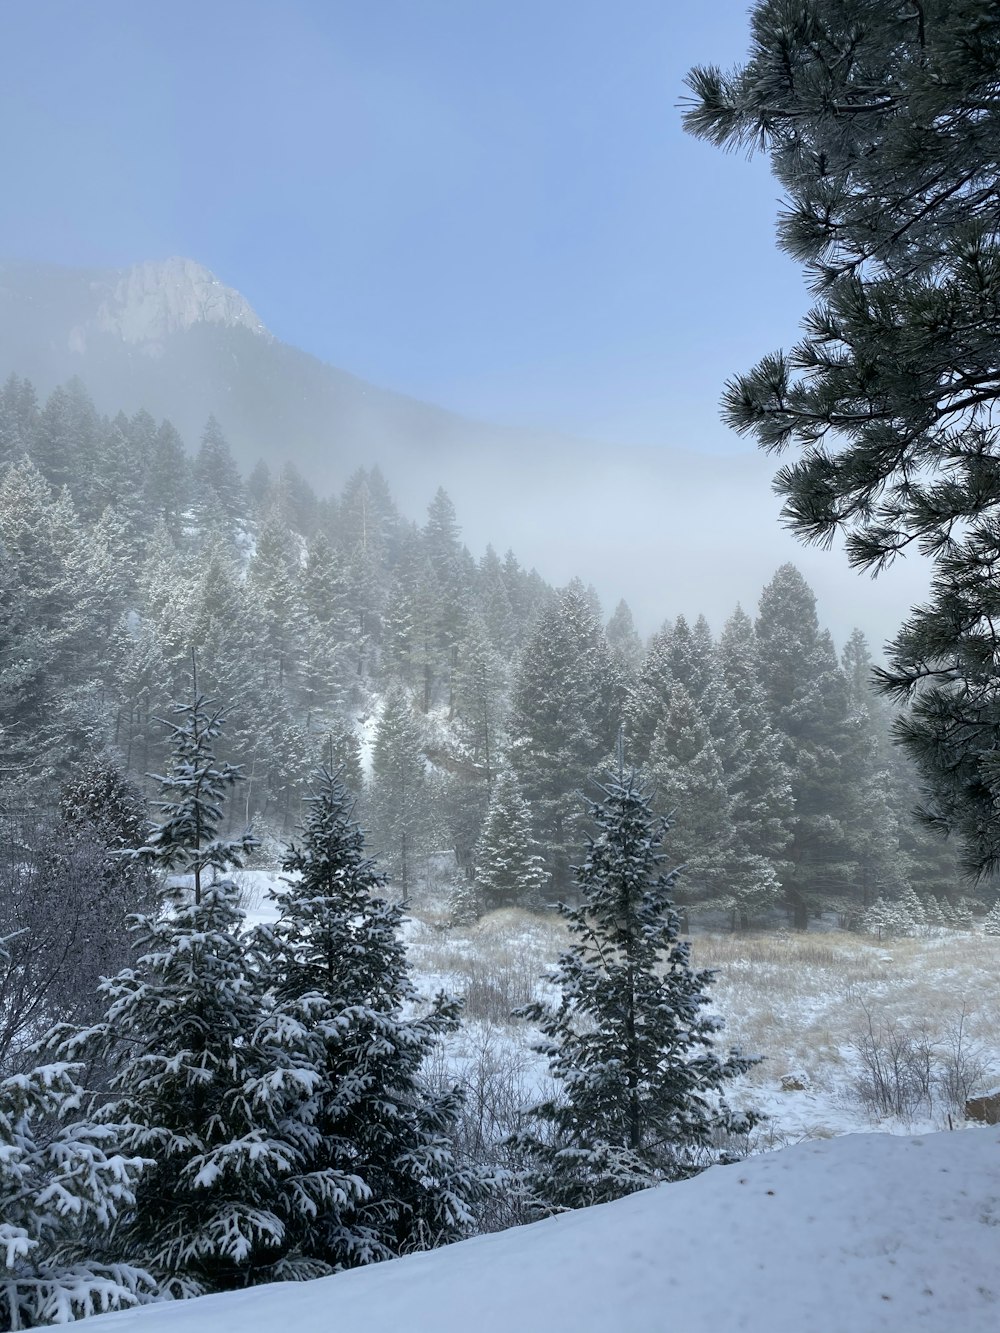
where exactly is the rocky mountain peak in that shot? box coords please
[90,257,271,346]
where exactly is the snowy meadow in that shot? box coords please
[243,870,1000,1157]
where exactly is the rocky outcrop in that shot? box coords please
[83,257,271,349]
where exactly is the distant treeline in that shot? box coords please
[0,372,974,925]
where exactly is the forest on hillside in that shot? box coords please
[0,371,994,1323]
[0,370,977,935]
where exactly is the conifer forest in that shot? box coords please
[4,1,1000,1328]
[1,369,993,1323]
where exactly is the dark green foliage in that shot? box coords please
[0,1055,153,1327]
[474,769,549,911]
[684,1,1000,876]
[511,771,756,1212]
[510,585,618,894]
[141,687,257,903]
[256,769,479,1268]
[47,698,330,1297]
[755,565,870,925]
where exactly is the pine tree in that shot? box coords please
[511,770,755,1213]
[717,606,791,927]
[141,680,257,903]
[684,4,1000,876]
[368,686,428,897]
[52,690,316,1296]
[256,768,479,1268]
[510,585,617,894]
[625,622,675,767]
[647,684,735,921]
[0,1052,154,1328]
[474,770,549,912]
[193,417,244,528]
[605,599,644,673]
[755,565,867,926]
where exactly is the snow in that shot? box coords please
[80,1128,999,1333]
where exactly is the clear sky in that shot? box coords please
[1,0,805,451]
[0,1,929,645]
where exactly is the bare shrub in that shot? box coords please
[852,1004,934,1120]
[937,1005,994,1113]
[425,1026,546,1233]
[0,812,147,1075]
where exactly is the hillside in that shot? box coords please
[79,1129,1000,1333]
[0,257,540,492]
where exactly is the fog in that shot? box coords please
[409,434,930,654]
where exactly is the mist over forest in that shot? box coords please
[3,2,1000,1330]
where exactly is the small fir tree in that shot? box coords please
[474,770,549,911]
[0,1043,154,1328]
[511,770,756,1213]
[51,690,320,1297]
[257,768,480,1267]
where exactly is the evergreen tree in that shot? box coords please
[31,379,99,498]
[145,421,190,525]
[625,622,675,767]
[0,1052,153,1327]
[685,3,1000,876]
[510,585,617,894]
[474,770,549,912]
[605,599,644,673]
[141,682,256,903]
[452,612,508,783]
[256,768,478,1268]
[511,771,755,1212]
[0,461,99,795]
[755,565,866,926]
[52,691,317,1296]
[0,373,39,467]
[717,606,791,926]
[647,684,735,920]
[193,417,244,527]
[368,686,428,896]
[246,511,309,689]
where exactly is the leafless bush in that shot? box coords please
[0,812,148,1075]
[852,1004,934,1120]
[937,1005,994,1113]
[461,963,537,1024]
[426,1027,546,1233]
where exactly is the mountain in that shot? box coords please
[0,256,928,645]
[79,1128,999,1333]
[0,256,501,492]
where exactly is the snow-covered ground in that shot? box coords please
[80,1127,1000,1333]
[236,871,1000,1146]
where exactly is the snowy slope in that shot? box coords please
[82,1129,999,1333]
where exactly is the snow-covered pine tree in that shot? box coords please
[511,770,756,1213]
[983,900,1000,937]
[474,769,549,912]
[257,767,480,1268]
[862,897,911,941]
[139,680,257,903]
[51,689,320,1297]
[647,683,734,922]
[0,1023,154,1327]
[368,685,429,898]
[509,585,617,895]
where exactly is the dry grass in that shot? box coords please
[407,909,1000,1135]
[692,929,1000,1102]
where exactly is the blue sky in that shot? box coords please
[0,1,931,642]
[1,0,803,451]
